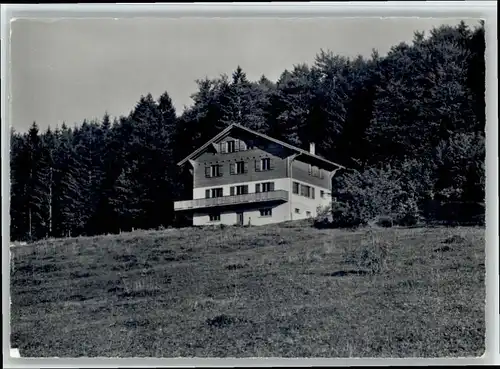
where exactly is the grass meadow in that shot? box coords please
[10,221,485,357]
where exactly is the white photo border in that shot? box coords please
[1,2,498,367]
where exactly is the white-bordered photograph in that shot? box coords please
[2,2,498,366]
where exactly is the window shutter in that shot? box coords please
[220,142,227,154]
[244,185,249,194]
[244,162,249,173]
[269,158,274,170]
[255,159,261,171]
[230,186,235,196]
[312,187,315,199]
[205,166,211,177]
[255,184,261,193]
[205,189,210,198]
[229,163,235,175]
[308,164,312,175]
[270,182,275,191]
[218,164,223,177]
[234,140,240,152]
[240,140,246,151]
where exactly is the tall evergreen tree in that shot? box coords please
[157,91,180,222]
[25,122,50,240]
[109,161,143,233]
[10,129,29,241]
[41,126,59,237]
[267,66,312,147]
[53,123,82,237]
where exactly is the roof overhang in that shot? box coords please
[177,123,345,170]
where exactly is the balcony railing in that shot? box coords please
[174,190,289,211]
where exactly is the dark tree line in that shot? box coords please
[10,21,485,241]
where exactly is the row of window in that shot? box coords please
[292,181,316,199]
[205,158,272,178]
[209,207,317,222]
[209,214,221,222]
[308,164,325,179]
[219,139,249,154]
[208,208,272,222]
[218,140,322,181]
[207,156,325,180]
[207,162,324,180]
[294,208,312,217]
[209,207,316,222]
[291,182,328,199]
[205,181,328,200]
[205,181,276,198]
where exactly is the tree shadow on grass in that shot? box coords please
[322,270,369,277]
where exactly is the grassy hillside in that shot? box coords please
[10,222,485,358]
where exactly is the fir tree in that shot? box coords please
[24,122,51,240]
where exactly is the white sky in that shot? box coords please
[10,17,480,132]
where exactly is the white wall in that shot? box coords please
[193,177,291,226]
[290,179,331,220]
[193,202,290,226]
[191,177,332,226]
[193,178,331,226]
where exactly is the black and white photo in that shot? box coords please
[5,13,490,360]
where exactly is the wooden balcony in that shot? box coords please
[174,190,289,211]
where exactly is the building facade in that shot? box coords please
[174,124,344,226]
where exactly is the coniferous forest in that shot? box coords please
[9,21,486,242]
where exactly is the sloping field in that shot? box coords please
[10,223,485,357]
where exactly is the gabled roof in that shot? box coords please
[177,123,345,169]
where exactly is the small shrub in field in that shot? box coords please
[314,205,339,228]
[330,201,367,228]
[206,315,236,328]
[225,262,248,270]
[375,216,394,228]
[393,197,421,226]
[443,235,467,244]
[343,233,391,274]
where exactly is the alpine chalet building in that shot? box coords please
[174,124,344,226]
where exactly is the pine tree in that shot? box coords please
[157,91,179,225]
[178,78,227,159]
[109,161,142,233]
[102,111,112,132]
[41,126,59,237]
[25,122,50,240]
[10,129,30,241]
[267,69,304,146]
[53,123,82,238]
[92,114,124,235]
